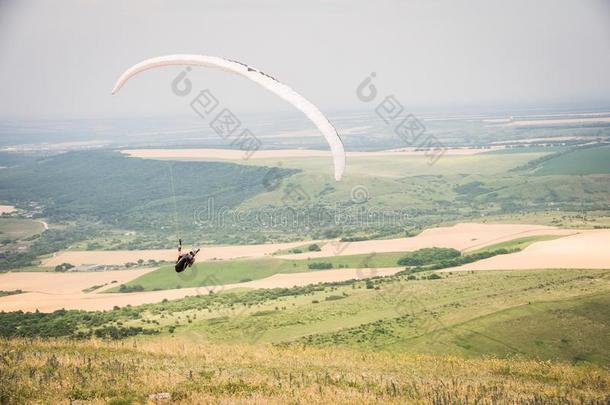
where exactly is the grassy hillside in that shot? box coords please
[1,268,609,403]
[4,269,608,363]
[237,149,610,239]
[186,269,609,363]
[534,145,610,175]
[405,293,610,364]
[2,338,608,405]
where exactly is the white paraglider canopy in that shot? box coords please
[112,54,345,181]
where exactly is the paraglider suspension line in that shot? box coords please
[167,163,181,241]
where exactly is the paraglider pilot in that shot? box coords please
[175,239,199,273]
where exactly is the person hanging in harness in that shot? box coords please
[175,239,200,273]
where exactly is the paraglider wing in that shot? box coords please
[112,55,345,181]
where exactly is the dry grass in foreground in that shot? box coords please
[1,338,609,404]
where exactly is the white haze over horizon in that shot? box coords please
[0,0,609,120]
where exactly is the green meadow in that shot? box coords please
[107,251,407,291]
[534,145,610,175]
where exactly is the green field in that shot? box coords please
[108,252,407,291]
[242,151,550,180]
[469,234,566,254]
[534,146,610,175]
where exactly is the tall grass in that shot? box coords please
[1,338,608,404]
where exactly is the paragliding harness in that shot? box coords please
[175,239,200,273]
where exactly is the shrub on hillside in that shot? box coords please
[118,284,145,293]
[308,262,333,270]
[397,248,461,266]
[54,263,74,272]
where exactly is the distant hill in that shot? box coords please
[0,150,297,232]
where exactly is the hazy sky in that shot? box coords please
[1,0,609,119]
